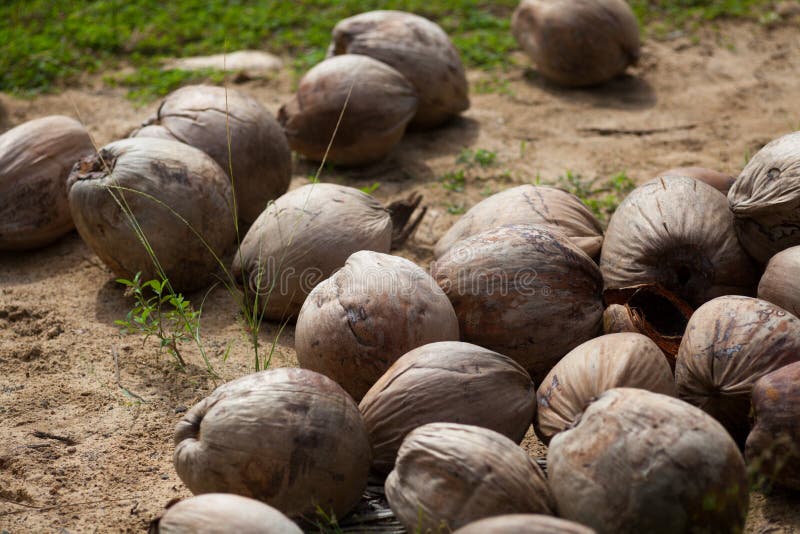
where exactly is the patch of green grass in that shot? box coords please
[105,67,227,103]
[556,170,636,225]
[440,169,467,192]
[446,202,467,214]
[630,0,775,31]
[458,147,497,167]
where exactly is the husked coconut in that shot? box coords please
[600,176,757,308]
[0,116,94,250]
[131,85,291,224]
[676,296,800,445]
[359,341,536,475]
[231,183,425,320]
[173,369,371,519]
[535,333,675,444]
[453,515,595,534]
[434,185,603,260]
[757,245,800,316]
[728,131,800,263]
[295,251,459,401]
[657,166,735,194]
[67,138,234,292]
[511,0,640,87]
[151,493,302,534]
[602,283,693,367]
[548,388,749,534]
[746,361,800,490]
[327,10,468,129]
[386,423,555,532]
[432,224,603,383]
[278,54,418,166]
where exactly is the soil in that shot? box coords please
[2,20,800,533]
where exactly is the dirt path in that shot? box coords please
[1,21,799,533]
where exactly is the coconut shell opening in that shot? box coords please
[387,192,426,248]
[71,149,117,182]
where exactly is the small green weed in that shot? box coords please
[358,182,381,194]
[446,202,467,215]
[440,169,467,192]
[556,170,636,225]
[458,147,497,168]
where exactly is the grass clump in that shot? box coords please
[556,170,636,225]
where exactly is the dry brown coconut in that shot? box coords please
[453,515,595,534]
[277,54,418,166]
[657,166,736,195]
[728,131,800,264]
[295,250,459,401]
[431,224,603,383]
[511,0,640,87]
[173,369,371,520]
[535,333,676,444]
[548,388,749,534]
[746,361,800,490]
[675,295,800,446]
[151,493,302,534]
[386,423,555,532]
[327,10,468,129]
[359,341,536,475]
[231,183,425,321]
[131,85,291,225]
[434,185,603,260]
[0,116,95,250]
[600,176,757,309]
[67,138,234,292]
[602,283,694,368]
[758,245,800,316]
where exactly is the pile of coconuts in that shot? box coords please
[5,5,800,534]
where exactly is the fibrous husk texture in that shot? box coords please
[0,115,94,250]
[676,295,800,445]
[758,245,800,316]
[386,423,555,532]
[152,493,302,534]
[359,341,536,475]
[511,0,640,87]
[327,10,468,129]
[600,176,757,308]
[277,54,418,166]
[67,137,234,292]
[295,250,459,401]
[548,388,749,534]
[434,185,603,260]
[728,130,800,263]
[453,515,596,534]
[173,369,371,520]
[746,361,800,490]
[657,166,735,195]
[535,333,676,444]
[231,183,394,320]
[432,224,603,383]
[602,283,694,367]
[132,85,291,225]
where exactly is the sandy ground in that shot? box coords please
[1,20,800,533]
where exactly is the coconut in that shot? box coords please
[67,138,234,292]
[231,183,425,320]
[359,341,535,475]
[602,283,693,367]
[386,423,555,532]
[757,245,800,316]
[511,0,640,87]
[453,515,595,534]
[431,224,603,383]
[434,185,604,260]
[746,361,800,490]
[675,296,800,445]
[131,85,291,225]
[657,166,735,194]
[0,116,94,250]
[728,131,800,263]
[295,250,459,401]
[535,333,675,444]
[277,54,418,166]
[600,176,757,308]
[327,10,468,129]
[548,388,749,534]
[173,369,371,519]
[151,493,302,534]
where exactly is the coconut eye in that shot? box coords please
[766,167,782,181]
